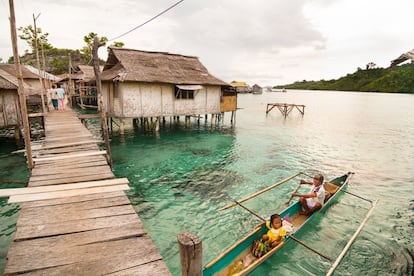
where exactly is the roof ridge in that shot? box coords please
[109,47,199,59]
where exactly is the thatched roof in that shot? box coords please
[0,64,39,79]
[75,65,96,82]
[0,68,18,89]
[0,65,40,94]
[390,48,414,67]
[101,47,228,86]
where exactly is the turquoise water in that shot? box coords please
[1,90,413,275]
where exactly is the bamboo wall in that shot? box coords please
[0,90,20,128]
[103,82,221,118]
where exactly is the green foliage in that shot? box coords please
[276,64,414,93]
[18,25,52,53]
[80,32,108,62]
[110,41,125,48]
[10,26,122,75]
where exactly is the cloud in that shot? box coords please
[1,0,413,85]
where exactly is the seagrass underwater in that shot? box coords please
[0,90,413,275]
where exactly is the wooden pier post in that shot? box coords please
[9,0,33,170]
[178,232,202,276]
[92,36,112,168]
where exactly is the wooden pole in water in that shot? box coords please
[9,0,33,170]
[178,232,202,276]
[92,36,112,168]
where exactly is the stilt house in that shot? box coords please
[230,81,250,93]
[252,84,263,94]
[0,68,20,130]
[100,47,235,131]
[0,64,45,134]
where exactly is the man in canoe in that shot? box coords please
[292,174,326,216]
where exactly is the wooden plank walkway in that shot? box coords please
[4,108,171,275]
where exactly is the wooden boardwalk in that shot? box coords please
[3,108,171,275]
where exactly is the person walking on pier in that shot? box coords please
[56,85,65,111]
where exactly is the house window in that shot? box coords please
[174,85,203,100]
[175,87,194,99]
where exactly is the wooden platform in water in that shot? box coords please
[4,108,171,275]
[266,103,305,117]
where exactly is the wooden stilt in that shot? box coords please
[119,118,124,135]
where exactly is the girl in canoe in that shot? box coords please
[252,214,286,257]
[263,213,286,247]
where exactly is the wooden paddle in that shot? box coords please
[276,181,303,213]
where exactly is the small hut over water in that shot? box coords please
[99,47,236,133]
[0,64,47,138]
[230,81,250,93]
[252,84,263,94]
[0,67,21,135]
[65,65,98,109]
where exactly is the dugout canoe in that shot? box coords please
[203,172,353,276]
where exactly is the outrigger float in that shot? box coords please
[203,172,378,276]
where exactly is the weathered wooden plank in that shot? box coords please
[29,166,113,181]
[17,204,136,226]
[0,178,129,197]
[9,221,144,249]
[31,164,110,177]
[41,140,103,149]
[20,191,127,208]
[33,150,107,163]
[42,133,94,142]
[21,195,130,213]
[29,172,115,186]
[39,144,99,155]
[32,160,108,175]
[33,155,107,167]
[5,237,164,275]
[8,184,129,203]
[46,122,85,127]
[14,213,139,240]
[109,260,172,276]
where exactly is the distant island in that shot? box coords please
[274,63,414,93]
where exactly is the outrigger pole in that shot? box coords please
[327,199,379,276]
[219,171,303,211]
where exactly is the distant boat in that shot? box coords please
[269,88,287,92]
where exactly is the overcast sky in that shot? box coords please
[1,0,413,86]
